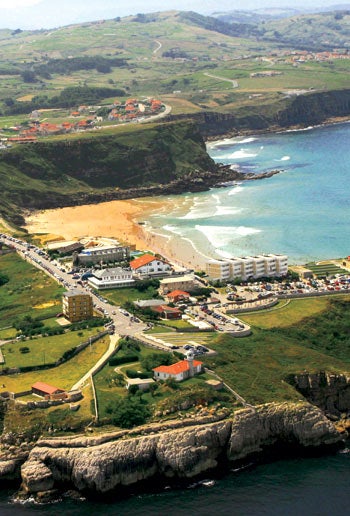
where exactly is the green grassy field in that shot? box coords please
[240,297,332,329]
[1,327,103,369]
[101,286,159,306]
[0,253,64,326]
[205,297,350,404]
[1,333,110,393]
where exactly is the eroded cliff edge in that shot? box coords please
[14,402,342,497]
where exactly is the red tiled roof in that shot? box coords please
[153,359,202,375]
[31,381,64,395]
[152,305,181,314]
[167,290,190,298]
[130,253,158,269]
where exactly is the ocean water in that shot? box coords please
[1,450,349,514]
[145,123,350,264]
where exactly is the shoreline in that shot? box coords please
[24,118,350,269]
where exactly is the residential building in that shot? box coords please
[151,305,182,320]
[205,254,289,281]
[130,254,172,277]
[77,245,130,265]
[62,291,93,322]
[159,274,196,295]
[88,267,135,290]
[205,260,231,281]
[165,290,190,303]
[273,254,289,276]
[153,352,203,382]
[31,382,66,400]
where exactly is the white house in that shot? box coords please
[153,352,202,382]
[130,253,172,277]
[88,267,135,289]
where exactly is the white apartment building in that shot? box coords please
[88,267,135,289]
[205,260,231,282]
[206,254,288,281]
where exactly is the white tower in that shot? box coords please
[186,350,195,378]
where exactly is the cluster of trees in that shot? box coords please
[34,56,128,77]
[179,11,262,38]
[3,85,126,115]
[105,397,150,428]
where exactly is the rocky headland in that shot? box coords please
[0,401,343,500]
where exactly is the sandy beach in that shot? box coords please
[24,197,210,270]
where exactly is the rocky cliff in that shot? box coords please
[292,372,350,417]
[166,89,350,137]
[15,402,342,497]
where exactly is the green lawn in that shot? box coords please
[240,297,335,329]
[205,297,350,405]
[0,253,64,326]
[1,327,103,369]
[98,286,160,306]
[1,333,110,393]
[0,327,17,340]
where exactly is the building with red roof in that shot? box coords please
[153,353,202,382]
[130,254,172,277]
[151,304,182,320]
[166,290,190,303]
[31,382,66,400]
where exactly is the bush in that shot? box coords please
[105,397,150,428]
[19,346,30,354]
[108,354,138,367]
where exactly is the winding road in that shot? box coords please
[204,72,239,88]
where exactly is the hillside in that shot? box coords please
[0,121,218,224]
[0,8,350,114]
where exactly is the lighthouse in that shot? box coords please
[186,350,195,378]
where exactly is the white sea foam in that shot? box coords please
[214,206,242,216]
[195,225,261,248]
[275,155,291,162]
[207,136,257,149]
[229,149,258,159]
[228,186,245,196]
[162,224,185,236]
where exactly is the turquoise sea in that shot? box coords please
[145,122,350,264]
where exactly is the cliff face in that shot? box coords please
[17,402,342,496]
[293,372,350,416]
[167,89,350,137]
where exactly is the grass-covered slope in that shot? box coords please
[0,121,216,223]
[205,297,350,405]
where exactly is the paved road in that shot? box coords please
[70,333,120,391]
[153,40,162,54]
[204,72,239,88]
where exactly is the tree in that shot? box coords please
[0,273,9,286]
[21,70,37,83]
[141,352,175,372]
[105,397,150,428]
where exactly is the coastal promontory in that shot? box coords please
[16,402,342,497]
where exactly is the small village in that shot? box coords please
[0,97,165,145]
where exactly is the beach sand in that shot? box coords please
[24,198,210,270]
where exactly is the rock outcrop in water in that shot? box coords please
[17,402,342,496]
